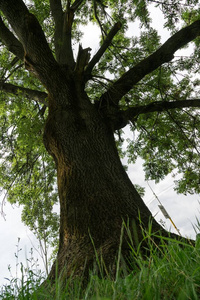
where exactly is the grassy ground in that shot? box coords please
[1,232,200,300]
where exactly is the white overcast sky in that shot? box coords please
[0,4,200,287]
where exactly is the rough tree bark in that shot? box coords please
[43,84,163,281]
[0,0,199,285]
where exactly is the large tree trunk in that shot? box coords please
[43,76,164,284]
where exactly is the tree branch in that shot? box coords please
[0,16,24,60]
[0,0,56,86]
[100,20,200,107]
[50,0,63,20]
[0,81,48,105]
[124,99,200,123]
[62,6,75,66]
[49,0,64,61]
[50,0,75,66]
[85,22,122,78]
[71,0,85,11]
[93,0,106,38]
[0,0,76,108]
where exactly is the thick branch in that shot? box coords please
[50,0,75,66]
[0,1,81,108]
[100,20,200,106]
[0,0,57,85]
[50,0,63,21]
[50,0,65,63]
[61,8,75,66]
[0,16,24,60]
[85,22,122,78]
[0,82,48,105]
[125,99,200,122]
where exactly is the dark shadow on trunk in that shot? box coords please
[42,86,191,289]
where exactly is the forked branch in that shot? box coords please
[100,20,200,107]
[0,0,56,83]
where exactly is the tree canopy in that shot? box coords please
[0,0,200,267]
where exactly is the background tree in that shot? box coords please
[0,0,200,285]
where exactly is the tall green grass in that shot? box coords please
[1,232,200,300]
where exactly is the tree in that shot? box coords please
[0,0,200,285]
